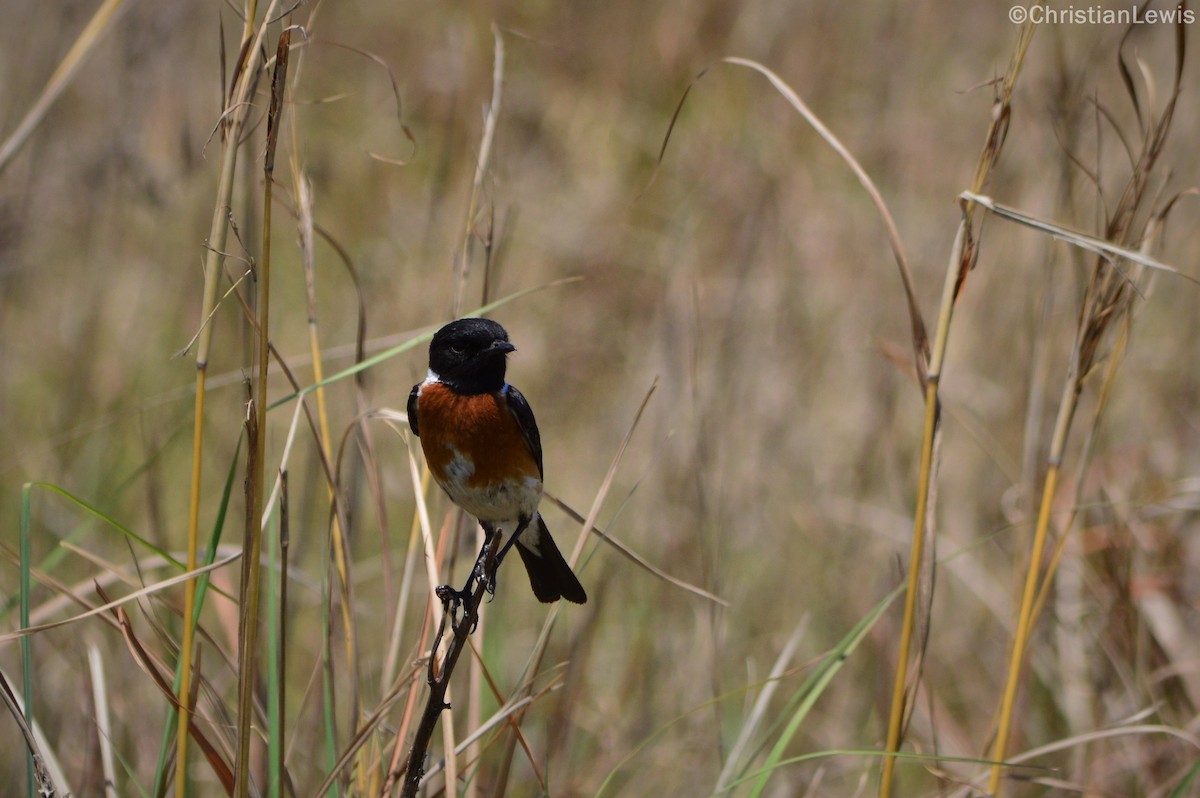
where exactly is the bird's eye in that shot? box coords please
[449,344,466,355]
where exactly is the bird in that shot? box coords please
[407,317,587,604]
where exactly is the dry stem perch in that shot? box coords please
[398,533,501,797]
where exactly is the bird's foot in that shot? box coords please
[435,583,469,620]
[468,556,499,603]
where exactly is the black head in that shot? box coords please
[427,317,515,393]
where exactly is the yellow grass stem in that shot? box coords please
[987,463,1061,793]
[287,59,363,791]
[989,234,1142,793]
[1031,331,1128,638]
[306,299,362,789]
[305,330,346,620]
[176,68,247,798]
[878,21,1033,796]
[878,217,965,795]
[987,262,1085,794]
[176,4,282,791]
[879,376,938,790]
[1027,224,1154,631]
[175,373,206,794]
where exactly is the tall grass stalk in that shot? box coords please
[268,472,289,798]
[177,2,273,789]
[154,436,245,796]
[277,16,364,778]
[672,52,946,798]
[293,97,364,798]
[983,19,1187,791]
[233,25,291,798]
[878,20,1034,797]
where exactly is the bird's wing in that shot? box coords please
[407,384,420,436]
[503,384,543,478]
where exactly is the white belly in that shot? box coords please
[438,453,542,523]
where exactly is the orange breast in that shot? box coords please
[417,382,541,489]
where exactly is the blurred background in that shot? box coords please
[2,1,1199,795]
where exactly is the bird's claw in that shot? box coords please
[435,584,468,618]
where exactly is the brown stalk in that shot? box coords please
[399,536,503,798]
[233,25,290,798]
[275,469,290,795]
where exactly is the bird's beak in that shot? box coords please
[488,340,516,355]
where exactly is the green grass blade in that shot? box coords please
[593,669,843,798]
[107,735,151,798]
[1168,759,1200,798]
[23,482,186,571]
[726,748,1019,793]
[746,585,903,798]
[151,434,243,797]
[19,418,189,590]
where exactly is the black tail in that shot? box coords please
[514,516,587,604]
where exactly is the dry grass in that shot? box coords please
[2,3,1199,797]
